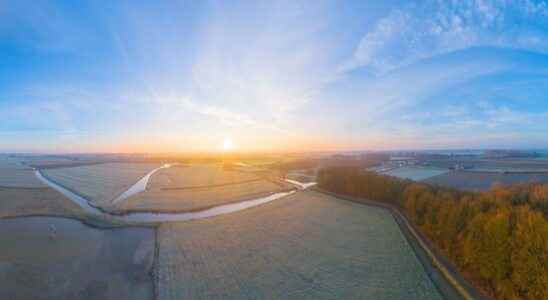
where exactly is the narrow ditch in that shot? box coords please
[35,169,311,225]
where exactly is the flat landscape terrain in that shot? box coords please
[0,155,464,299]
[383,166,448,181]
[0,157,45,188]
[42,163,161,209]
[155,190,442,300]
[116,164,293,213]
[0,187,85,219]
[0,156,85,218]
[117,180,293,213]
[0,170,46,188]
[424,171,548,191]
[0,217,154,300]
[425,158,548,171]
[148,164,261,188]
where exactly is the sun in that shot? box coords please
[222,137,233,151]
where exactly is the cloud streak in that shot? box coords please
[344,0,548,74]
[3,0,548,152]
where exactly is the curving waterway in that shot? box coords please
[284,179,317,189]
[35,169,310,224]
[111,164,172,205]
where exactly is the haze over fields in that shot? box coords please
[2,0,548,153]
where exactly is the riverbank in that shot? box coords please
[34,169,310,225]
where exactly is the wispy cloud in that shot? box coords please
[3,0,548,152]
[178,97,287,133]
[343,0,548,74]
[184,1,338,126]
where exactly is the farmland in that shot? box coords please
[0,217,154,299]
[117,180,293,213]
[383,166,448,181]
[0,187,85,219]
[370,153,548,190]
[424,157,548,171]
[0,169,46,188]
[148,164,261,188]
[319,163,548,299]
[1,155,469,299]
[0,157,45,188]
[424,171,548,191]
[155,190,443,299]
[42,163,161,209]
[0,156,90,219]
[115,164,294,213]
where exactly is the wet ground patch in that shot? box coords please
[0,217,155,300]
[0,187,85,219]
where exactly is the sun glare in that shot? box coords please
[222,137,233,151]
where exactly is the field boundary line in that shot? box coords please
[152,227,161,300]
[113,187,296,215]
[0,186,50,190]
[161,178,264,190]
[312,188,483,300]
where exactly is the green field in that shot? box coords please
[155,191,442,299]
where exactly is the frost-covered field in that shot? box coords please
[118,179,293,213]
[42,163,160,208]
[156,191,442,300]
[0,187,85,218]
[148,164,261,189]
[114,164,292,213]
[0,217,154,299]
[0,156,27,169]
[425,171,548,191]
[0,156,45,188]
[0,169,46,188]
[383,166,448,181]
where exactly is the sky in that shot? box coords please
[2,0,548,153]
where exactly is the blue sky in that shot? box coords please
[2,0,548,153]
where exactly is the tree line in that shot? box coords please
[317,166,548,300]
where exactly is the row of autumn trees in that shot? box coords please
[317,167,548,300]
